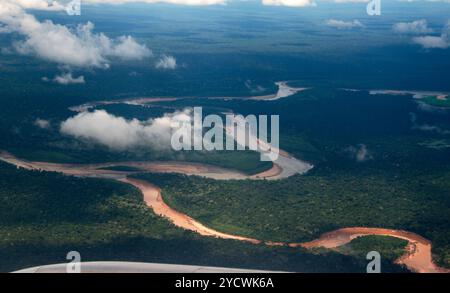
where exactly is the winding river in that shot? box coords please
[1,151,448,273]
[68,81,310,113]
[1,81,448,273]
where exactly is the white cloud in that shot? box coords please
[108,35,153,61]
[34,118,51,129]
[0,1,151,68]
[326,19,364,29]
[60,109,192,151]
[83,0,226,5]
[412,20,450,49]
[11,0,450,10]
[42,73,85,84]
[155,55,177,70]
[417,101,449,113]
[332,0,369,3]
[393,19,433,34]
[413,35,449,49]
[262,0,315,6]
[10,0,64,10]
[53,72,85,85]
[410,113,450,135]
[345,144,373,162]
[245,80,265,93]
[400,0,450,3]
[8,0,227,9]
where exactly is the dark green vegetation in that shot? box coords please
[337,236,408,262]
[0,94,271,174]
[1,2,450,273]
[0,161,407,273]
[2,84,450,271]
[133,170,450,268]
[185,151,272,175]
[94,152,271,175]
[421,96,450,108]
[98,165,143,172]
[2,85,450,271]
